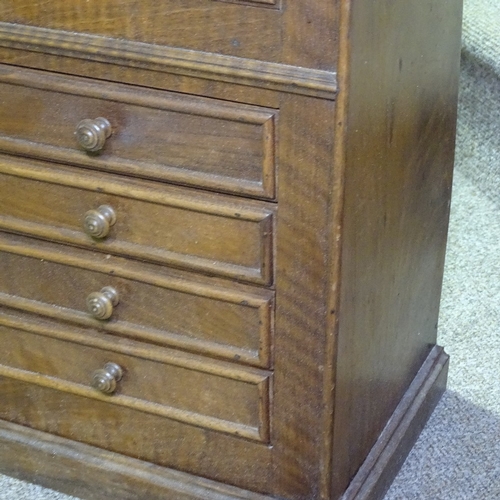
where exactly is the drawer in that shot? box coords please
[0,159,275,286]
[0,233,274,368]
[0,65,277,199]
[0,312,271,444]
[0,1,283,62]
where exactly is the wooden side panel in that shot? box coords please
[332,0,463,497]
[268,95,337,500]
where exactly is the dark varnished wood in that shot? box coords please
[0,0,339,70]
[0,0,462,498]
[0,233,274,367]
[0,1,283,62]
[0,23,337,100]
[0,419,274,500]
[0,158,275,285]
[0,63,278,198]
[218,0,279,8]
[270,94,337,498]
[0,42,284,108]
[0,319,271,442]
[0,345,448,500]
[330,1,463,497]
[0,376,274,493]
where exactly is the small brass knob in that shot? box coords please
[86,286,119,320]
[83,205,116,239]
[75,117,112,152]
[92,362,123,394]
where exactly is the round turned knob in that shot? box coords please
[75,117,112,152]
[83,205,116,239]
[86,286,119,320]
[91,362,123,394]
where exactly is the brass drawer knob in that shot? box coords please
[86,286,119,320]
[75,117,112,152]
[91,362,123,395]
[83,205,116,239]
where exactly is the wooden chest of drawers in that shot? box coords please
[0,1,462,499]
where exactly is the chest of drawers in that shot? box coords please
[0,1,462,499]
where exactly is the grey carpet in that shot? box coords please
[456,56,500,208]
[0,477,78,500]
[461,0,500,79]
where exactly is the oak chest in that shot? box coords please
[0,2,462,499]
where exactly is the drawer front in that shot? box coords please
[0,1,282,62]
[0,235,273,368]
[0,374,274,495]
[0,314,270,443]
[0,65,277,199]
[0,162,274,286]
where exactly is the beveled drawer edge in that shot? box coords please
[0,311,271,390]
[0,157,275,286]
[0,63,276,123]
[0,363,266,442]
[215,0,280,9]
[0,214,268,285]
[0,62,277,199]
[0,310,272,442]
[0,22,337,100]
[0,419,275,499]
[0,234,274,368]
[0,137,270,199]
[0,231,273,306]
[0,292,261,368]
[0,155,274,223]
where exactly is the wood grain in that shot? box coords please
[0,2,340,71]
[0,22,338,96]
[0,0,463,498]
[0,161,275,285]
[0,323,270,441]
[0,63,277,198]
[0,1,282,62]
[330,0,463,497]
[270,94,337,499]
[215,0,280,9]
[0,347,448,500]
[0,239,274,367]
[0,419,275,500]
[0,375,274,493]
